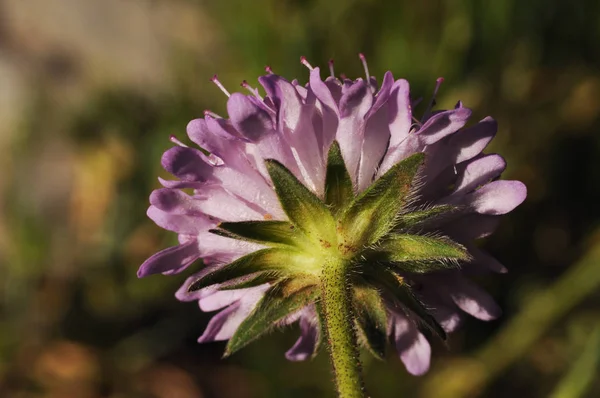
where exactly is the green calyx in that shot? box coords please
[188,141,468,358]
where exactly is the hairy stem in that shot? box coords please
[320,257,365,398]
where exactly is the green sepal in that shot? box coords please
[188,248,309,292]
[219,272,282,291]
[225,281,319,357]
[363,266,446,340]
[353,286,388,360]
[396,204,457,228]
[312,301,326,359]
[325,141,354,216]
[340,153,424,247]
[213,220,306,247]
[265,159,336,243]
[378,234,470,273]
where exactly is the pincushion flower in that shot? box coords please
[138,55,526,397]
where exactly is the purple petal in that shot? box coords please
[465,180,527,215]
[309,67,340,116]
[175,269,218,302]
[205,114,246,141]
[197,285,269,343]
[453,117,497,164]
[227,93,274,142]
[442,214,501,240]
[199,289,250,312]
[392,315,431,376]
[422,117,497,180]
[417,107,472,145]
[259,74,303,132]
[378,133,423,177]
[469,245,508,273]
[158,177,206,190]
[150,188,205,215]
[161,146,215,182]
[197,301,244,342]
[210,166,286,219]
[147,205,214,235]
[358,103,390,192]
[447,277,502,320]
[260,74,325,194]
[194,185,265,221]
[453,154,507,196]
[387,79,412,149]
[285,316,319,361]
[432,306,463,333]
[365,71,394,120]
[137,240,199,277]
[336,80,373,183]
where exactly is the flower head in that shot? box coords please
[139,56,526,376]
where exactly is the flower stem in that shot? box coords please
[320,257,365,398]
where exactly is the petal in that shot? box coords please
[388,79,412,149]
[453,154,507,196]
[175,269,217,302]
[417,107,472,145]
[358,103,390,192]
[423,117,497,179]
[260,75,326,194]
[432,306,463,333]
[197,230,265,260]
[147,205,213,235]
[158,177,205,190]
[453,117,497,164]
[227,93,274,142]
[194,185,265,221]
[199,289,249,312]
[336,80,373,183]
[259,74,303,132]
[285,316,319,361]
[464,180,527,215]
[377,133,423,177]
[468,245,508,273]
[187,118,243,158]
[197,301,244,342]
[442,214,501,240]
[162,146,215,182]
[365,71,394,120]
[150,188,205,215]
[205,115,245,141]
[392,315,431,376]
[137,240,200,277]
[197,285,269,343]
[309,67,340,116]
[447,277,502,320]
[211,166,286,219]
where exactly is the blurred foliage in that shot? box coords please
[1,0,600,397]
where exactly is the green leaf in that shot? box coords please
[213,220,307,247]
[325,141,354,216]
[353,287,388,360]
[396,205,457,228]
[188,248,313,292]
[225,282,319,356]
[378,234,470,273]
[340,153,424,248]
[363,266,446,340]
[265,159,336,243]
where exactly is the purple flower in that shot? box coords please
[139,56,526,376]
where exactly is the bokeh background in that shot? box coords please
[1,0,600,397]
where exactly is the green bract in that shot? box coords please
[189,141,467,357]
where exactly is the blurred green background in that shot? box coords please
[1,0,600,397]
